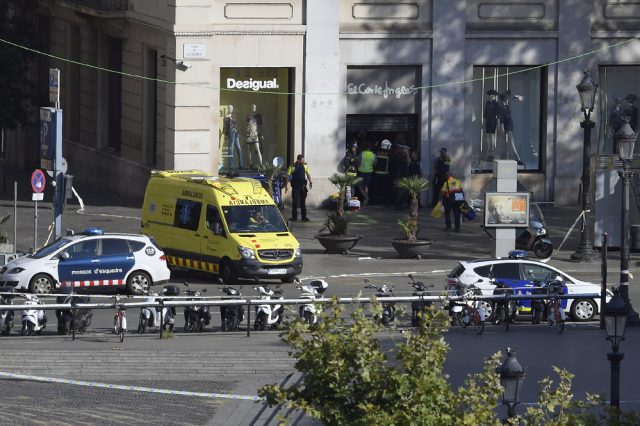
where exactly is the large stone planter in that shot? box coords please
[390,239,433,259]
[0,244,14,253]
[314,234,362,254]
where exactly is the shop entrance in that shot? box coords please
[346,114,419,152]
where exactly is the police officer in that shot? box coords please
[286,154,312,221]
[439,171,463,232]
[341,142,358,178]
[357,143,376,205]
[371,139,391,205]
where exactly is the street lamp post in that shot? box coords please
[615,118,640,325]
[497,347,527,422]
[604,289,628,412]
[571,69,599,263]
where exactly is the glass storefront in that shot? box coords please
[597,66,640,155]
[471,66,544,172]
[219,68,292,172]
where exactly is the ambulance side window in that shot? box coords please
[174,198,202,231]
[206,205,225,238]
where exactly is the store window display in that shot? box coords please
[597,66,640,155]
[471,66,543,172]
[219,68,291,172]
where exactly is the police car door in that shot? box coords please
[57,239,99,287]
[98,238,135,286]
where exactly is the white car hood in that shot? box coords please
[3,256,36,269]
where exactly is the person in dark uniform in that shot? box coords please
[286,154,312,221]
[431,148,450,207]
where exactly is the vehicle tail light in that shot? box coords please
[447,279,457,289]
[159,255,166,260]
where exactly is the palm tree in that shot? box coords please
[394,176,429,241]
[257,162,283,199]
[328,173,362,218]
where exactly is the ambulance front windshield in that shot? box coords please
[222,205,288,233]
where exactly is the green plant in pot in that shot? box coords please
[392,176,432,258]
[0,214,11,244]
[315,173,363,254]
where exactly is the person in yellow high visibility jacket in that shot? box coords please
[439,171,464,232]
[357,143,376,206]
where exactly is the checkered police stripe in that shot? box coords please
[0,372,262,400]
[61,280,125,287]
[166,255,219,274]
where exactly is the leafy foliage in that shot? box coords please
[397,216,416,239]
[319,212,351,236]
[394,176,429,241]
[257,161,283,199]
[328,173,363,218]
[0,0,42,130]
[259,300,504,425]
[0,214,11,244]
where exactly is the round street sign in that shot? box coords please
[31,170,46,193]
[46,157,68,177]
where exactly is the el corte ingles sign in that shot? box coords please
[347,66,420,115]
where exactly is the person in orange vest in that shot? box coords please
[438,171,464,232]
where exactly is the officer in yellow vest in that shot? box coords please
[439,171,464,232]
[357,142,376,206]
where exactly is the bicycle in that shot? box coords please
[459,285,485,335]
[113,295,127,343]
[547,282,565,334]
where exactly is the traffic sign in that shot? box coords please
[46,157,67,177]
[31,170,46,193]
[49,68,60,103]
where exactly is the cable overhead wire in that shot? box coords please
[1,36,640,96]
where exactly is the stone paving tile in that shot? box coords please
[0,379,237,426]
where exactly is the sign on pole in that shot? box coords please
[49,68,60,104]
[31,170,46,193]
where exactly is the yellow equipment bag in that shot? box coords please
[431,202,444,218]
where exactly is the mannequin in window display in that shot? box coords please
[483,89,499,162]
[498,90,523,166]
[246,104,264,170]
[624,93,638,131]
[609,95,624,153]
[222,105,243,170]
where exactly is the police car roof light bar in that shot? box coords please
[80,228,104,235]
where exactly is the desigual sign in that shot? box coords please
[227,78,280,91]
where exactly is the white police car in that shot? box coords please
[445,250,609,322]
[0,229,170,295]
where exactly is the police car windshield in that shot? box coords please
[32,238,72,259]
[223,205,288,233]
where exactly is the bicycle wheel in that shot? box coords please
[475,320,484,335]
[460,308,468,329]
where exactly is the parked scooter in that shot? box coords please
[406,274,434,327]
[515,203,553,258]
[491,278,517,328]
[56,294,93,335]
[253,279,284,331]
[220,284,244,332]
[0,287,16,336]
[183,282,211,333]
[21,294,47,336]
[296,277,328,324]
[138,285,181,333]
[364,279,396,327]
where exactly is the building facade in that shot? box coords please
[7,0,640,205]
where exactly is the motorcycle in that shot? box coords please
[56,294,93,335]
[0,287,16,336]
[296,277,328,324]
[406,274,434,327]
[515,202,553,258]
[21,294,47,336]
[183,282,211,333]
[220,284,244,332]
[491,278,517,328]
[253,280,284,331]
[138,285,181,334]
[364,279,396,327]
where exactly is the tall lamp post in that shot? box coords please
[604,289,628,413]
[571,69,600,262]
[497,347,527,422]
[614,117,640,325]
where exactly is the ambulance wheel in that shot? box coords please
[277,203,285,211]
[29,274,53,294]
[127,271,151,295]
[220,259,237,284]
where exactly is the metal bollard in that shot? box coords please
[159,299,164,339]
[246,299,251,337]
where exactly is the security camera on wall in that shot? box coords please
[176,61,192,71]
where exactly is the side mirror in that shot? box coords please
[428,283,434,288]
[212,222,222,236]
[391,284,396,289]
[408,274,414,281]
[294,277,301,284]
[60,252,70,260]
[528,270,534,276]
[184,281,190,288]
[239,285,243,289]
[276,284,281,289]
[202,288,207,293]
[364,278,370,284]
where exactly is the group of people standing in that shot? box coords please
[341,139,424,209]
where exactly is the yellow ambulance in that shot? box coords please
[141,170,302,283]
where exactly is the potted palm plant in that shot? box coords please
[256,160,284,210]
[315,173,363,254]
[0,214,12,252]
[391,176,433,259]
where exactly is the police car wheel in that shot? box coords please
[29,274,53,294]
[127,271,151,295]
